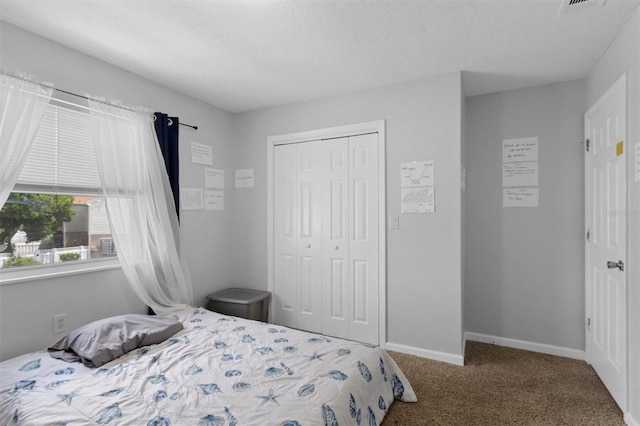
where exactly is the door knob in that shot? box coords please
[607,260,624,271]
[335,245,339,250]
[306,244,311,249]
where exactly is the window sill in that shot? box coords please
[0,257,121,285]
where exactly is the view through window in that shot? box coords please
[0,97,117,269]
[0,193,115,268]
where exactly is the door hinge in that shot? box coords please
[586,229,590,241]
[585,139,590,152]
[587,317,591,331]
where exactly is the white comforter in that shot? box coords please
[0,308,416,425]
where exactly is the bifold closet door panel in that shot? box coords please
[319,134,379,345]
[295,141,324,333]
[273,143,298,328]
[348,133,379,345]
[321,137,350,340]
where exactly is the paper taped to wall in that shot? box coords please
[401,161,434,187]
[401,186,434,213]
[235,168,254,188]
[502,161,538,187]
[503,188,538,207]
[180,188,204,210]
[204,190,224,210]
[205,168,225,188]
[191,142,213,166]
[503,137,538,163]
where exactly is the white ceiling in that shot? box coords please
[1,0,638,113]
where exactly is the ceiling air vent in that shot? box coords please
[558,0,606,15]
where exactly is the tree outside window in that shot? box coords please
[0,192,115,268]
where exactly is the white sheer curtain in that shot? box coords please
[0,73,53,207]
[87,98,194,314]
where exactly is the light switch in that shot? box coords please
[389,215,399,229]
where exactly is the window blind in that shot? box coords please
[16,103,102,194]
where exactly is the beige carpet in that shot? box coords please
[382,341,624,425]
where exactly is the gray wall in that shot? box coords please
[585,7,640,422]
[464,79,586,350]
[0,22,236,361]
[1,15,637,413]
[1,23,466,362]
[232,73,464,358]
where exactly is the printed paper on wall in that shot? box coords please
[401,186,435,213]
[180,188,204,210]
[401,161,434,187]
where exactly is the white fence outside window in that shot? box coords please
[0,242,90,268]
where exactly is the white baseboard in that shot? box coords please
[625,412,639,426]
[385,333,585,368]
[464,332,585,361]
[384,342,464,366]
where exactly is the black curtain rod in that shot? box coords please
[53,87,198,130]
[3,73,198,130]
[181,122,198,130]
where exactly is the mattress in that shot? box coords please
[0,307,416,425]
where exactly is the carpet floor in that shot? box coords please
[382,341,624,425]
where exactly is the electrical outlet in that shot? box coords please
[53,313,68,334]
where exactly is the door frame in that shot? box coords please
[267,120,387,346]
[584,73,628,410]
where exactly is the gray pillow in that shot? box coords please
[48,314,183,367]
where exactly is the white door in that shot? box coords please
[321,137,350,339]
[273,142,324,333]
[273,133,379,345]
[320,134,380,344]
[296,141,324,333]
[273,143,299,328]
[585,75,627,411]
[347,133,379,344]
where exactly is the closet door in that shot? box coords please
[320,134,379,344]
[348,133,379,345]
[295,141,324,333]
[273,144,298,327]
[321,137,350,339]
[274,133,379,345]
[273,142,323,333]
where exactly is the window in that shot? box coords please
[0,97,116,270]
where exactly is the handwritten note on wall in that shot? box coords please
[503,188,539,207]
[204,190,224,210]
[502,137,539,207]
[503,137,538,163]
[235,168,254,188]
[502,161,538,187]
[191,142,213,166]
[205,168,225,189]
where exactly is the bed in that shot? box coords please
[0,307,416,425]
